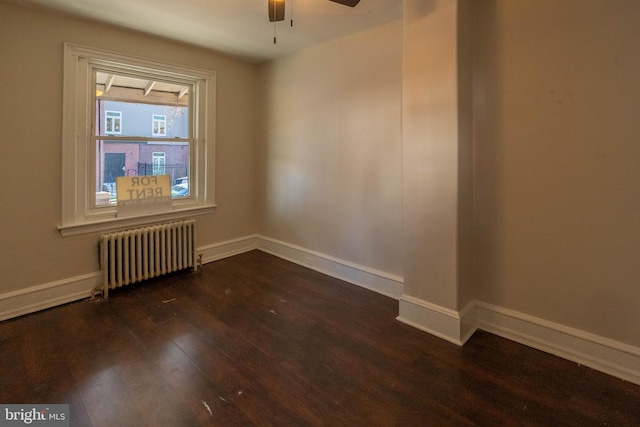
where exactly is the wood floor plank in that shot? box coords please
[1,249,639,426]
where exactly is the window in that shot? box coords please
[152,115,166,136]
[105,111,122,134]
[60,43,216,236]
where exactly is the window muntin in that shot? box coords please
[60,43,216,235]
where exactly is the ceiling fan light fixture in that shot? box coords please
[268,0,285,22]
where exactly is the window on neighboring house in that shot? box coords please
[105,111,122,134]
[152,115,166,136]
[60,43,216,236]
[152,152,166,175]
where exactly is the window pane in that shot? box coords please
[95,140,190,207]
[96,101,188,138]
[95,71,189,138]
[94,70,191,207]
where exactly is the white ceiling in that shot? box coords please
[21,0,403,63]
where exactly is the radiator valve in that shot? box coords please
[90,285,104,302]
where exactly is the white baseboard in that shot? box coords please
[0,273,99,322]
[0,235,400,323]
[4,235,639,387]
[396,295,477,345]
[0,235,259,322]
[395,295,640,385]
[475,301,640,386]
[198,235,258,264]
[256,235,404,299]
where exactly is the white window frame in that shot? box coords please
[152,114,166,136]
[59,43,216,236]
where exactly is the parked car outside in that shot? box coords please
[172,176,189,198]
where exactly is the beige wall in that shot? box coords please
[473,0,640,346]
[257,21,404,277]
[0,2,257,294]
[402,0,473,310]
[456,0,475,310]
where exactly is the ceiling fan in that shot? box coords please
[268,0,361,22]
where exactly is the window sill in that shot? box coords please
[58,204,216,237]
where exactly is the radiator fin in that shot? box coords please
[99,220,197,298]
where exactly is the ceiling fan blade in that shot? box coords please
[268,0,285,22]
[328,0,361,7]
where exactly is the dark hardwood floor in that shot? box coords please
[1,250,639,426]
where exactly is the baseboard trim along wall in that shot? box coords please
[0,235,259,322]
[2,236,639,386]
[255,235,404,300]
[0,234,402,322]
[199,235,259,264]
[0,273,99,322]
[475,301,640,386]
[397,295,477,346]
[397,295,640,386]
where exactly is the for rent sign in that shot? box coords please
[116,174,172,217]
